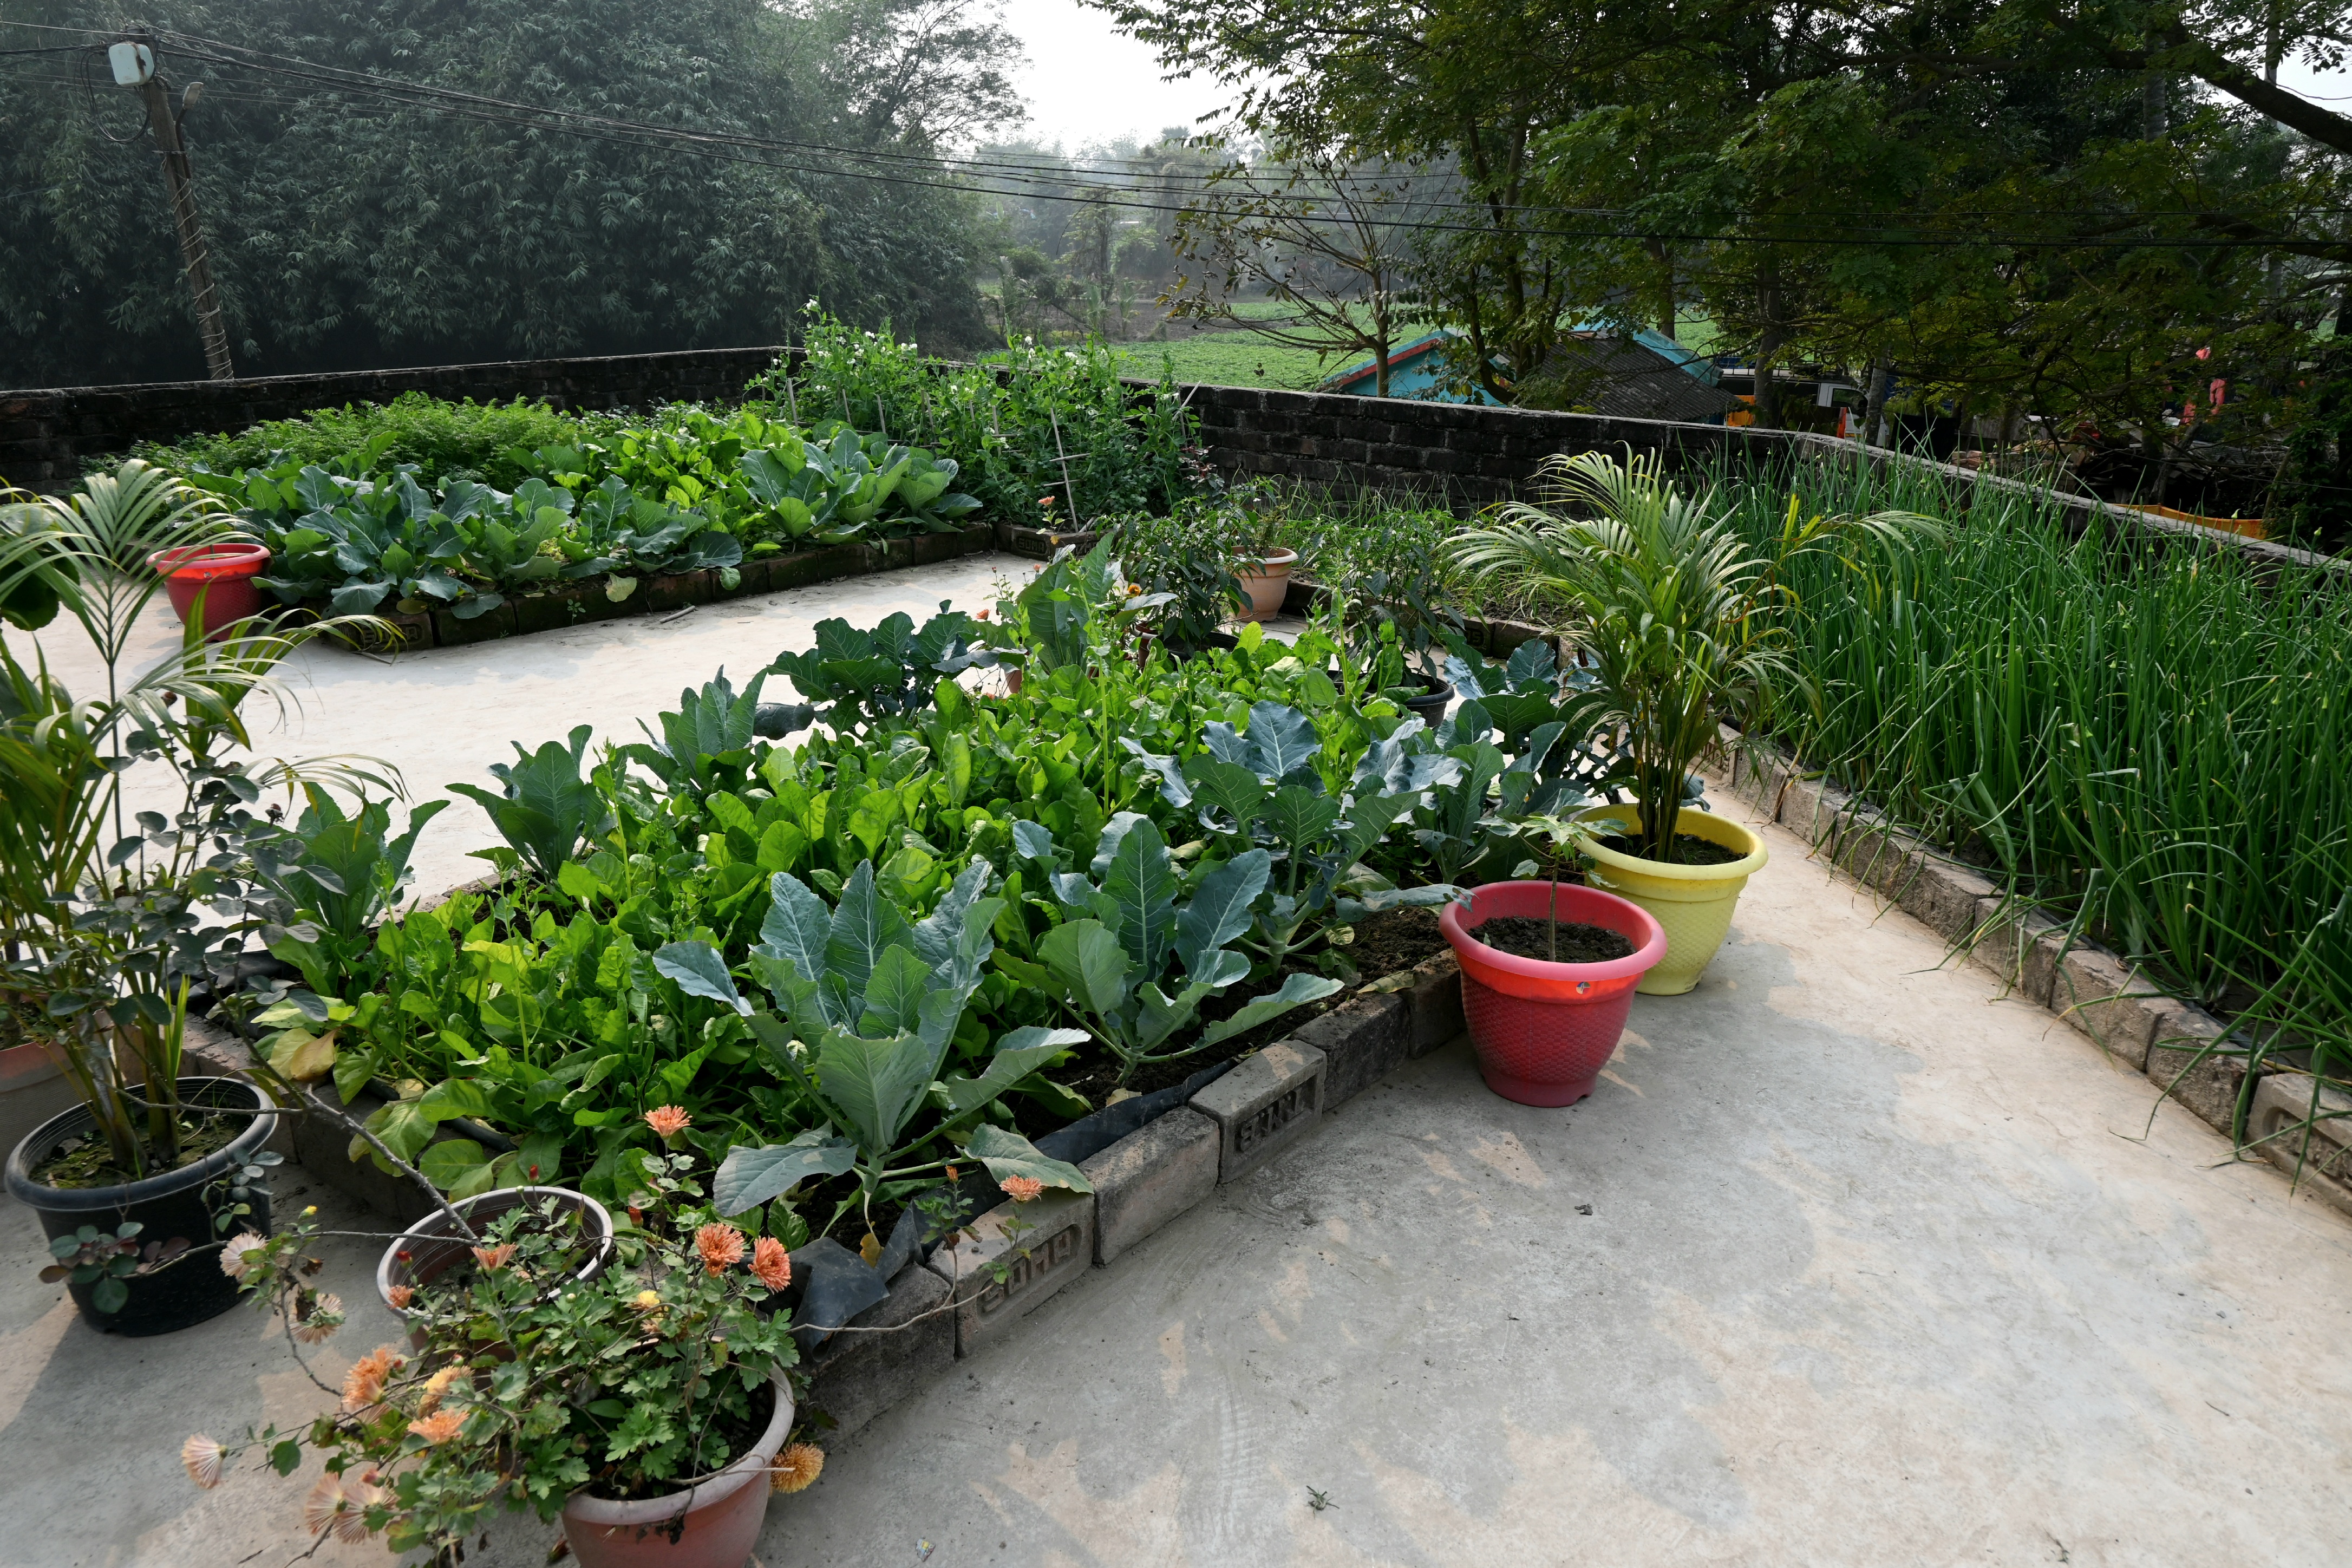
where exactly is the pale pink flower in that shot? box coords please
[999,1175,1044,1203]
[304,1472,354,1537]
[219,1231,269,1280]
[291,1291,343,1344]
[644,1105,692,1140]
[180,1434,225,1489]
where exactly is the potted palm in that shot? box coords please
[0,461,381,1331]
[189,1152,816,1568]
[1454,450,1933,994]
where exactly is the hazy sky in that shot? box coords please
[996,0,2352,152]
[997,0,1233,150]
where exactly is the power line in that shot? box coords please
[159,33,2352,233]
[12,30,2344,254]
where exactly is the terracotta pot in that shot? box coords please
[376,1186,613,1341]
[561,1371,796,1568]
[0,1034,76,1167]
[1571,805,1769,996]
[1233,548,1298,622]
[147,542,271,639]
[4,1076,279,1334]
[1440,882,1665,1106]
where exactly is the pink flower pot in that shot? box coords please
[147,541,271,639]
[1440,881,1666,1106]
[560,1372,796,1568]
[1234,548,1297,622]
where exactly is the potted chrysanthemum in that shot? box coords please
[186,1149,820,1568]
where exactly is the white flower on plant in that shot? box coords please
[291,1292,344,1344]
[219,1232,270,1281]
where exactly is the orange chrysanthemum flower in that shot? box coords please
[644,1105,692,1140]
[694,1223,746,1275]
[385,1284,413,1311]
[340,1345,405,1413]
[769,1442,825,1494]
[416,1364,464,1415]
[407,1409,466,1445]
[999,1175,1044,1203]
[469,1243,517,1272]
[750,1235,792,1291]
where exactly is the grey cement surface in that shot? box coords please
[3,552,1029,904]
[4,583,2350,1564]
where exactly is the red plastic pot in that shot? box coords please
[1440,881,1667,1106]
[148,541,271,639]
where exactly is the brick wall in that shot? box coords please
[2,350,2328,574]
[1182,383,1759,503]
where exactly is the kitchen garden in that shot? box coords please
[2,319,2348,1565]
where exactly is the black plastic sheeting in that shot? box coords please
[780,1057,1238,1349]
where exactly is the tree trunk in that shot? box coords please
[1864,356,1894,447]
[1754,254,1784,429]
[1644,238,1676,339]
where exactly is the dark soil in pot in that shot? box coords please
[5,1076,277,1335]
[1596,832,1746,866]
[1467,917,1636,964]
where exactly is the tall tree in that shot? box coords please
[0,0,1023,386]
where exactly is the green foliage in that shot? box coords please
[140,396,597,488]
[449,726,616,880]
[1743,455,2352,1048]
[1454,450,1936,860]
[1008,813,1338,1083]
[774,309,1198,525]
[2,0,998,384]
[766,604,1002,729]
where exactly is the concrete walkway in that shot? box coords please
[3,571,2349,1566]
[6,552,1027,903]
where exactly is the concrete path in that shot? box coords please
[4,577,2349,1565]
[5,552,1027,903]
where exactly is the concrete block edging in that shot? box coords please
[1717,729,2352,1220]
[187,948,1468,1439]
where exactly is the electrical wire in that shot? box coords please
[10,27,2345,252]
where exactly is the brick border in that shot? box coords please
[1712,729,2352,1221]
[179,944,1474,1439]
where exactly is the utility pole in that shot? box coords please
[110,35,233,380]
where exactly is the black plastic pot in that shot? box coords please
[1402,674,1455,726]
[5,1076,278,1335]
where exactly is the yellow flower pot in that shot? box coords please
[1571,804,1768,995]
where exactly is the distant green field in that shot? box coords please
[1110,333,1338,390]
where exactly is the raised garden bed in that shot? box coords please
[330,526,993,653]
[1714,729,2352,1222]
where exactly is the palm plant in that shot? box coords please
[1452,449,1934,863]
[0,461,388,1177]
